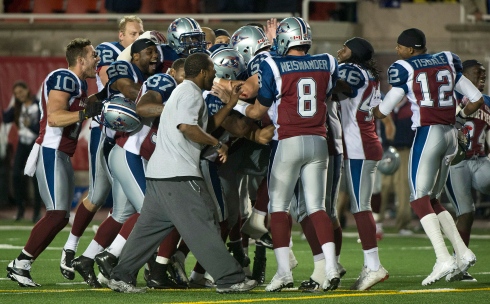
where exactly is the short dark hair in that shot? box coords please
[172,58,186,71]
[184,53,211,78]
[462,59,483,73]
[289,45,310,54]
[66,38,91,67]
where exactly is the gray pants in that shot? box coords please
[111,178,245,288]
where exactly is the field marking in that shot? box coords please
[1,287,489,299]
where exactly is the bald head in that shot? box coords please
[201,27,216,50]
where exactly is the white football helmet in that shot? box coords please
[231,25,271,64]
[211,47,246,80]
[377,146,401,175]
[167,17,206,55]
[101,96,140,132]
[275,17,312,56]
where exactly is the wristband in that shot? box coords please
[212,141,223,150]
[234,101,250,116]
[457,109,467,119]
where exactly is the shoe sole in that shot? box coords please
[7,272,41,287]
[60,266,75,280]
[424,264,456,286]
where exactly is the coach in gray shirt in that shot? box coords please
[108,52,257,294]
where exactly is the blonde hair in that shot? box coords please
[119,15,143,32]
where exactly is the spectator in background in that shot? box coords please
[2,81,41,222]
[214,29,231,45]
[461,0,489,22]
[105,0,141,13]
[202,27,216,50]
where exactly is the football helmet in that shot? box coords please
[231,25,271,63]
[211,47,246,80]
[377,146,400,175]
[101,95,140,132]
[275,17,312,56]
[167,17,206,55]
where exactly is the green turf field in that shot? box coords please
[1,219,489,303]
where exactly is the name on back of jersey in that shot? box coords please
[279,59,329,73]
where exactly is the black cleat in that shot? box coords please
[60,249,76,280]
[251,245,267,285]
[72,256,102,288]
[299,278,321,293]
[257,233,273,249]
[94,250,118,280]
[147,274,188,289]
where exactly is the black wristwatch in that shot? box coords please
[212,141,223,150]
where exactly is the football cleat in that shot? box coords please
[323,269,341,291]
[6,260,40,287]
[60,249,76,280]
[446,249,476,282]
[72,256,102,288]
[251,245,267,285]
[169,254,189,286]
[94,250,118,280]
[97,272,109,287]
[422,259,457,286]
[146,272,188,289]
[338,262,347,278]
[257,233,273,249]
[265,272,294,292]
[351,265,389,290]
[188,277,216,289]
[461,272,477,282]
[216,278,258,294]
[108,279,146,293]
[299,278,321,293]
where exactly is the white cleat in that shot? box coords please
[422,258,457,286]
[351,265,389,290]
[6,260,41,287]
[97,272,109,286]
[265,272,294,292]
[446,249,476,282]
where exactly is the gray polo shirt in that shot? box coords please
[146,80,208,179]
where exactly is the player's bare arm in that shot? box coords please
[111,78,142,101]
[381,115,396,141]
[47,90,80,127]
[245,124,275,145]
[136,90,163,117]
[244,99,269,120]
[178,123,229,163]
[332,79,352,95]
[220,114,252,138]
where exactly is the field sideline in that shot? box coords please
[1,219,489,303]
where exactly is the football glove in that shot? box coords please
[79,101,103,121]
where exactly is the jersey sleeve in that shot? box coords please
[46,70,81,98]
[247,52,270,77]
[96,43,120,69]
[338,63,365,98]
[144,73,178,104]
[257,59,277,107]
[387,61,410,93]
[107,60,135,87]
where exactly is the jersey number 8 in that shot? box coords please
[297,78,317,117]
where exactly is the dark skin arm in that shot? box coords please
[178,123,229,162]
[136,90,163,118]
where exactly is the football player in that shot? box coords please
[236,17,340,292]
[371,28,482,286]
[60,16,144,282]
[71,38,159,288]
[336,37,389,290]
[7,39,103,287]
[444,59,490,282]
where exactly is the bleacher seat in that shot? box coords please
[140,0,160,14]
[32,0,65,13]
[5,0,33,13]
[65,0,99,14]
